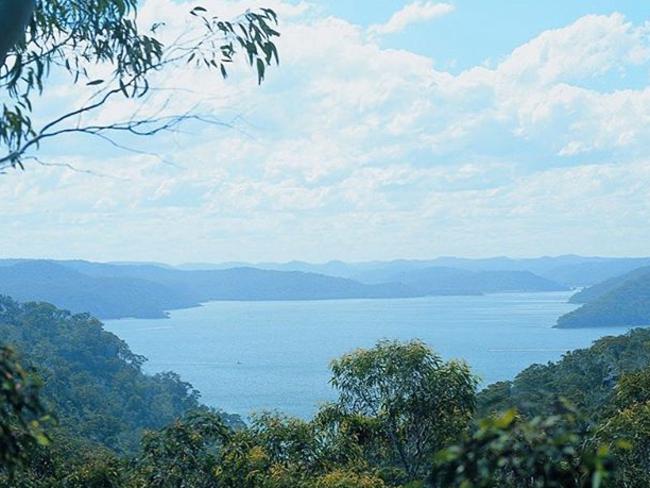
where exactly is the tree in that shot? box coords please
[476,329,650,420]
[133,410,230,488]
[214,411,387,488]
[0,346,50,474]
[328,340,478,482]
[0,1,35,65]
[594,368,650,487]
[215,413,319,488]
[432,409,617,488]
[0,296,217,454]
[0,0,280,171]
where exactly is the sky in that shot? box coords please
[2,0,650,263]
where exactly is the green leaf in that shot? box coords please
[256,58,265,84]
[190,6,207,16]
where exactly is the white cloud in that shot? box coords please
[497,13,650,86]
[369,1,455,36]
[3,4,650,261]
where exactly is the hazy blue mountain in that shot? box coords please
[178,260,379,278]
[176,261,252,271]
[569,266,650,304]
[419,256,576,273]
[3,256,646,321]
[465,270,568,292]
[409,256,650,287]
[58,261,417,300]
[63,260,566,296]
[108,260,175,268]
[0,261,190,319]
[350,261,447,284]
[384,267,479,295]
[392,267,567,295]
[179,256,650,287]
[0,260,418,319]
[539,259,650,288]
[557,271,650,328]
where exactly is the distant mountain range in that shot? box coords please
[374,267,566,295]
[568,266,650,304]
[0,261,188,319]
[0,258,579,319]
[558,267,650,328]
[179,255,650,287]
[0,260,416,319]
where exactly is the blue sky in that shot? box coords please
[2,0,650,263]
[320,1,650,70]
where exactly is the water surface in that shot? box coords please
[105,292,630,418]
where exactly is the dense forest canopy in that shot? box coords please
[0,296,243,454]
[0,296,649,486]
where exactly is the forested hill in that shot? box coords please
[5,299,650,485]
[196,255,650,287]
[386,267,566,295]
[569,266,650,303]
[0,260,416,319]
[0,296,236,453]
[557,267,650,328]
[0,259,567,320]
[0,261,192,319]
[478,328,650,418]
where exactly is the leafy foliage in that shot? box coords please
[133,411,230,488]
[473,329,650,487]
[592,368,650,487]
[329,340,478,482]
[0,1,280,169]
[0,345,49,474]
[477,328,650,419]
[0,296,239,453]
[431,409,616,488]
[3,297,650,486]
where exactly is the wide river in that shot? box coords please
[105,291,630,419]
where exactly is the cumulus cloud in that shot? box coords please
[3,2,650,261]
[368,1,455,36]
[497,13,650,86]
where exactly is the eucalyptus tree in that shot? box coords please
[0,0,35,66]
[0,0,280,171]
[431,409,617,488]
[0,346,50,474]
[133,411,231,488]
[595,368,650,487]
[328,340,478,482]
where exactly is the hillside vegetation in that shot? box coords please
[392,267,566,295]
[0,296,239,453]
[558,269,650,328]
[478,328,650,417]
[0,261,191,319]
[569,266,650,303]
[2,298,650,486]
